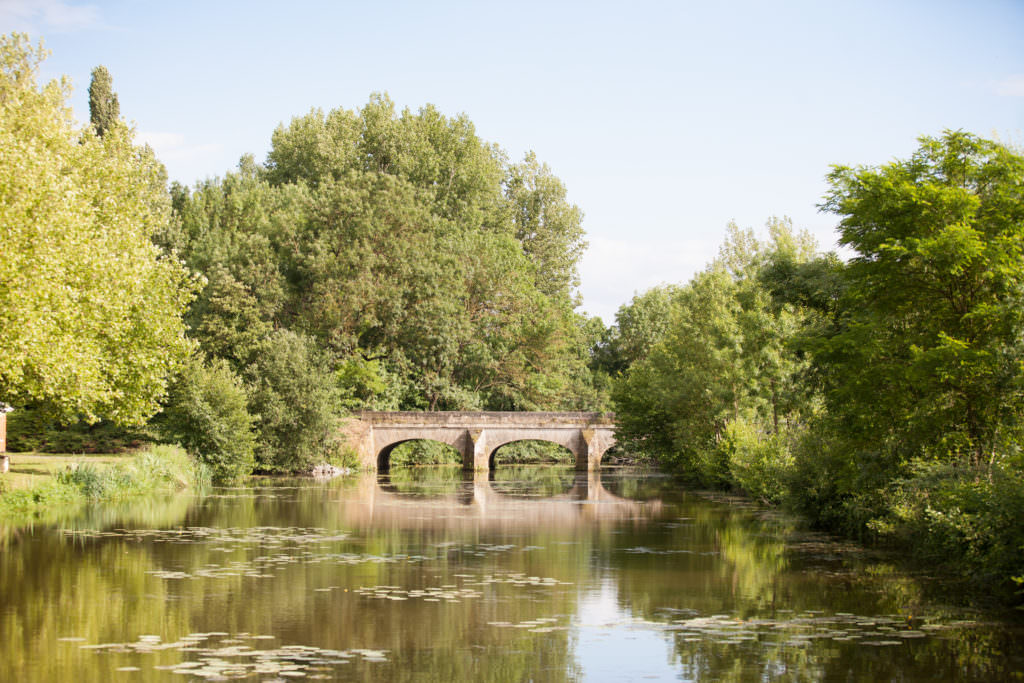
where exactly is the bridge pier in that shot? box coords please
[577,428,613,472]
[463,429,489,471]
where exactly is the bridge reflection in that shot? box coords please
[336,469,664,531]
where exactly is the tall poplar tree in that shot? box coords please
[88,64,119,137]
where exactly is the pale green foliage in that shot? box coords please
[54,443,205,499]
[717,418,794,504]
[335,356,402,411]
[505,152,587,304]
[0,34,198,425]
[266,94,507,226]
[598,285,686,376]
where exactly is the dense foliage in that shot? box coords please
[0,35,197,425]
[612,218,818,499]
[87,64,119,137]
[611,133,1024,601]
[0,35,604,480]
[163,94,603,474]
[158,356,255,483]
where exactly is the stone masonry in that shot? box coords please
[343,411,616,471]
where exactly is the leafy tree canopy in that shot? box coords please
[612,219,820,474]
[818,131,1024,466]
[172,94,598,416]
[0,34,198,424]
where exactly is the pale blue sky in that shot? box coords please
[3,0,1022,322]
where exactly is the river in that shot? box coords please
[1,467,1022,681]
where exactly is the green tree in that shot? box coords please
[505,152,587,305]
[787,133,1024,594]
[612,220,818,490]
[818,131,1024,468]
[0,34,198,425]
[265,94,506,230]
[159,356,255,483]
[244,330,341,472]
[87,64,119,137]
[596,285,686,377]
[176,95,596,415]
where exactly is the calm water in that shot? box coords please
[1,467,1022,682]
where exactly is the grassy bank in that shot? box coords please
[0,445,209,524]
[1,453,132,490]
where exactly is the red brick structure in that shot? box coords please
[0,413,7,474]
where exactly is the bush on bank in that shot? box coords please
[157,355,256,484]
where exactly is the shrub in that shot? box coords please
[722,418,794,504]
[159,356,256,483]
[694,438,732,490]
[134,444,211,490]
[328,442,361,471]
[879,460,1024,592]
[786,422,888,538]
[56,463,114,498]
[244,330,341,472]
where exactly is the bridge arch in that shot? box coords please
[376,438,465,471]
[487,438,576,468]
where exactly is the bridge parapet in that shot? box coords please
[358,411,615,426]
[343,411,616,472]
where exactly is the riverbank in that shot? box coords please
[662,456,1024,610]
[0,445,209,524]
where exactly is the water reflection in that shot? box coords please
[340,469,664,532]
[0,467,1021,681]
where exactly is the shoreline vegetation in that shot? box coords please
[0,445,209,526]
[1,34,1023,610]
[607,133,1024,608]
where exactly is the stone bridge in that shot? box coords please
[344,411,616,471]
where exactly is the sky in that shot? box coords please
[2,0,1023,323]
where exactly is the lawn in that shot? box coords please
[1,453,130,490]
